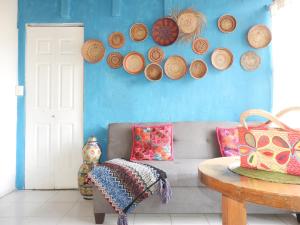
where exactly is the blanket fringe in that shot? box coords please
[159,179,172,204]
[118,214,128,225]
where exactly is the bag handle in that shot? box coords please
[240,108,299,132]
[261,106,300,127]
[274,106,300,119]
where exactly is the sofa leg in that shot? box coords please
[297,213,300,224]
[94,213,105,224]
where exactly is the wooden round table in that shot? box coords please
[198,157,300,225]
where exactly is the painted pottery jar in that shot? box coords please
[78,136,102,199]
[78,162,94,200]
[82,136,101,164]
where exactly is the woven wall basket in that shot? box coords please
[148,47,165,64]
[164,55,187,80]
[144,63,163,81]
[211,48,234,71]
[108,32,125,49]
[123,51,145,75]
[81,39,105,64]
[248,24,272,49]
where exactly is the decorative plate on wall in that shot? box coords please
[81,39,106,64]
[144,63,163,81]
[164,55,187,80]
[130,23,148,42]
[189,59,208,79]
[152,18,179,46]
[211,48,234,71]
[240,51,261,71]
[192,38,209,55]
[107,52,123,69]
[248,24,272,49]
[148,47,165,63]
[108,32,125,49]
[218,15,237,33]
[123,51,145,75]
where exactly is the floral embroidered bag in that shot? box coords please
[238,107,300,176]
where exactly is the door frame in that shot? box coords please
[24,23,85,189]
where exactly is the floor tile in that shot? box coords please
[47,190,81,203]
[277,214,299,225]
[0,191,56,203]
[30,202,75,217]
[25,217,61,225]
[134,214,171,225]
[248,214,286,225]
[205,214,222,225]
[104,214,134,225]
[171,214,209,225]
[58,216,95,225]
[0,202,43,217]
[66,201,94,217]
[0,218,27,225]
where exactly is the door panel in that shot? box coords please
[25,26,84,189]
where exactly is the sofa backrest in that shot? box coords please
[107,122,239,160]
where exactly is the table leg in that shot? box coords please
[296,213,300,223]
[222,195,247,225]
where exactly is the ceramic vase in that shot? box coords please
[82,136,102,164]
[78,162,94,200]
[78,136,101,199]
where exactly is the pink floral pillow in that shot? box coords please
[130,124,174,161]
[216,127,240,157]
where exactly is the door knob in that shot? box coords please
[51,115,55,118]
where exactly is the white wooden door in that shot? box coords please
[25,26,84,189]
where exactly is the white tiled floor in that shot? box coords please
[0,190,298,225]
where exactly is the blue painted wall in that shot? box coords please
[17,0,273,188]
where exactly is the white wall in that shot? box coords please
[272,0,300,126]
[0,0,18,197]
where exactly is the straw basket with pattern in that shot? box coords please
[81,40,106,64]
[123,51,145,75]
[144,63,163,81]
[171,8,206,42]
[211,48,233,71]
[248,24,272,49]
[189,60,208,79]
[164,56,187,80]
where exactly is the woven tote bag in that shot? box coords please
[238,107,300,176]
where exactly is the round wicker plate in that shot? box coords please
[108,32,125,49]
[81,39,106,64]
[192,38,209,55]
[240,51,261,71]
[107,52,123,69]
[164,55,187,80]
[148,47,165,64]
[152,18,179,46]
[123,51,145,75]
[189,59,208,79]
[144,63,163,81]
[130,23,148,42]
[211,48,234,71]
[177,11,199,34]
[248,24,272,49]
[218,15,237,33]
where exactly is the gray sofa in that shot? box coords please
[93,122,286,224]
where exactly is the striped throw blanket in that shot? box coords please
[89,158,172,225]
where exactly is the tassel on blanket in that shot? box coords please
[118,214,128,225]
[159,179,172,203]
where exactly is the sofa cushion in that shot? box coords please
[130,124,174,161]
[134,159,207,187]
